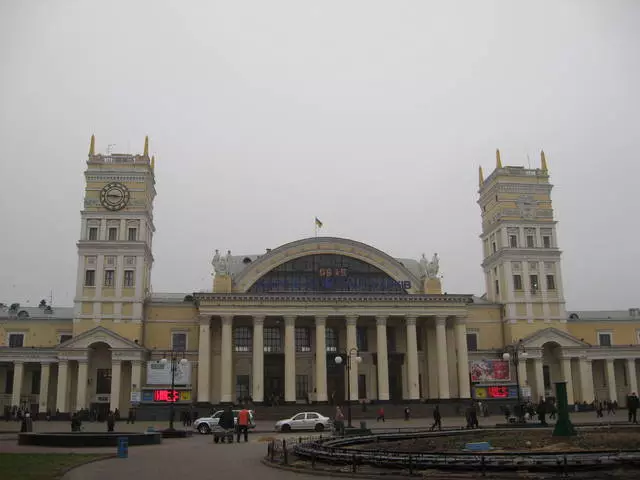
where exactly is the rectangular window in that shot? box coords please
[123,270,135,287]
[234,327,252,352]
[546,275,556,290]
[108,227,118,241]
[492,242,497,253]
[325,328,338,353]
[356,327,368,351]
[128,228,137,241]
[88,227,98,240]
[495,279,500,296]
[8,333,24,348]
[386,327,396,352]
[509,235,518,248]
[543,236,551,248]
[236,375,250,402]
[295,374,309,400]
[96,369,112,395]
[295,327,311,352]
[358,374,367,400]
[264,327,282,353]
[104,270,115,287]
[598,333,612,347]
[513,274,523,290]
[59,334,73,344]
[526,235,535,248]
[530,275,539,293]
[172,332,187,351]
[85,270,96,287]
[31,371,41,394]
[466,332,478,352]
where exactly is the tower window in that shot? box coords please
[171,332,187,351]
[123,270,135,287]
[509,235,518,248]
[598,332,612,347]
[88,227,98,240]
[108,227,118,241]
[494,279,500,296]
[128,228,138,241]
[513,274,523,290]
[530,274,539,293]
[85,270,96,287]
[492,242,497,253]
[543,236,551,248]
[526,235,535,248]
[104,270,115,287]
[546,274,556,290]
[8,333,25,348]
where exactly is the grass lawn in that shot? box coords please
[0,453,111,480]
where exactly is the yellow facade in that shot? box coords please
[1,141,639,416]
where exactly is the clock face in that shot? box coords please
[100,182,130,211]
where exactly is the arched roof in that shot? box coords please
[233,237,422,294]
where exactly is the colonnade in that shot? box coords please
[196,314,472,404]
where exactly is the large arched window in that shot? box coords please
[247,254,411,294]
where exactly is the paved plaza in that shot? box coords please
[0,411,634,479]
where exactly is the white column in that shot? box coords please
[76,360,89,410]
[39,363,51,413]
[560,357,574,405]
[110,360,122,412]
[11,361,24,407]
[517,359,528,392]
[197,316,211,402]
[405,316,420,400]
[315,316,328,402]
[578,357,594,403]
[346,315,359,402]
[252,316,265,403]
[454,316,471,398]
[627,359,638,397]
[131,360,142,397]
[534,357,545,401]
[435,316,450,399]
[605,358,617,402]
[284,315,296,403]
[56,361,69,412]
[220,316,233,403]
[376,316,389,401]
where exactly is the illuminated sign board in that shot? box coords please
[472,385,518,399]
[147,390,192,403]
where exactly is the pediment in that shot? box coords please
[520,327,588,349]
[57,326,146,351]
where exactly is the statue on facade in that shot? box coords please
[426,253,440,279]
[419,253,429,278]
[211,249,230,276]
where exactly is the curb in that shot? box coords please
[56,454,117,480]
[260,457,420,480]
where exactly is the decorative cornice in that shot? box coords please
[194,292,474,304]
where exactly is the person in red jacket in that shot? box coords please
[236,408,250,442]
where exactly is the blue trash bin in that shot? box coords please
[117,437,129,459]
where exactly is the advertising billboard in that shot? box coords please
[146,360,192,385]
[469,359,510,382]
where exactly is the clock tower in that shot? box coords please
[478,150,567,339]
[73,135,156,337]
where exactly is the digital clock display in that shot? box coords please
[472,385,518,399]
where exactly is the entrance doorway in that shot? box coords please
[388,354,404,402]
[327,354,346,405]
[264,355,284,405]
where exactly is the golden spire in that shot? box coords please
[540,150,548,172]
[151,155,155,169]
[143,136,149,157]
[89,134,95,156]
[496,148,502,169]
[478,165,484,187]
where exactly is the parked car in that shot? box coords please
[194,409,256,434]
[274,412,331,432]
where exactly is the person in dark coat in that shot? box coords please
[107,411,115,432]
[218,406,235,443]
[627,392,639,424]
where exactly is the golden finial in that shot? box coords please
[496,149,502,169]
[89,134,95,156]
[143,136,149,157]
[540,150,548,172]
[478,166,484,187]
[151,155,155,169]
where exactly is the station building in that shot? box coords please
[1,138,639,416]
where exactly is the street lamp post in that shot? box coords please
[160,351,188,431]
[334,347,362,428]
[502,339,528,423]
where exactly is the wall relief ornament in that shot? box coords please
[211,249,232,276]
[516,195,537,219]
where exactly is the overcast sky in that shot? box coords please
[1,1,638,311]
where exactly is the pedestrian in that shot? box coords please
[334,406,345,436]
[236,407,250,442]
[107,411,115,432]
[377,406,385,422]
[217,406,235,443]
[627,392,639,424]
[429,405,442,431]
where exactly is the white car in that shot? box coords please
[193,409,256,434]
[274,412,332,432]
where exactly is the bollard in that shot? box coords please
[352,454,357,473]
[409,455,413,475]
[117,437,128,459]
[283,439,288,465]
